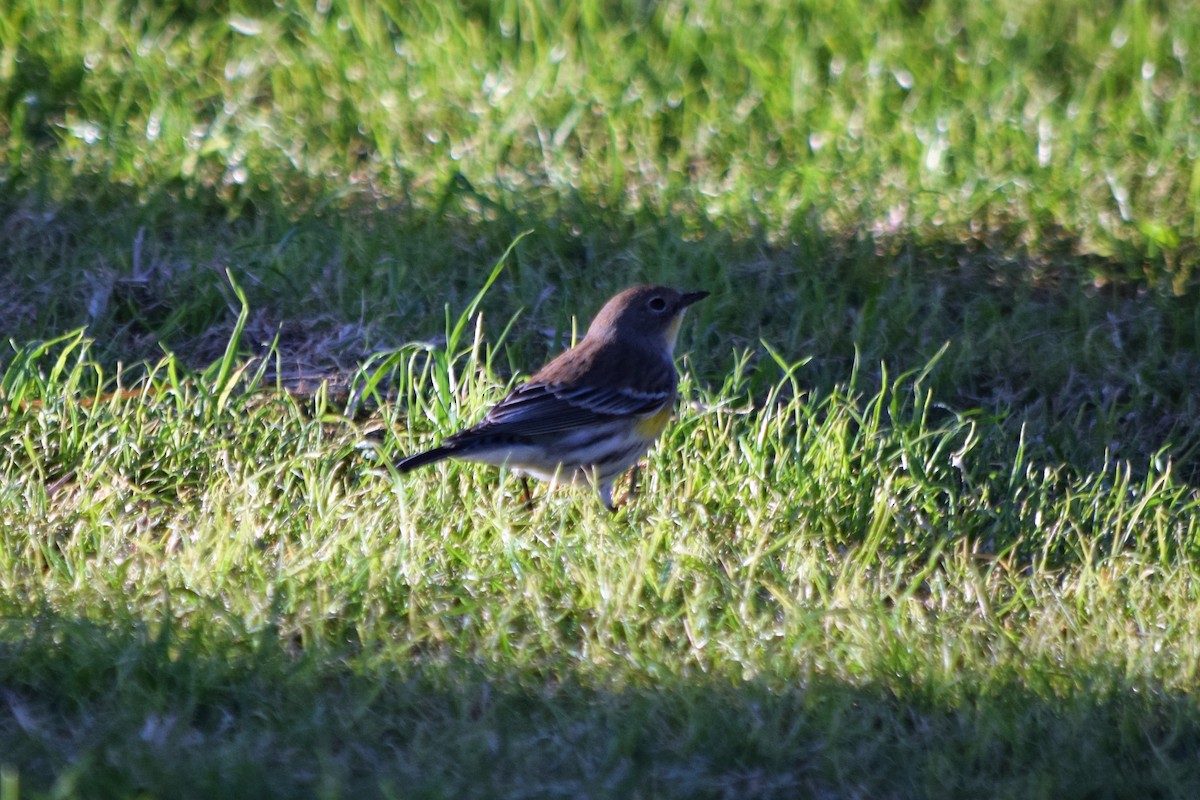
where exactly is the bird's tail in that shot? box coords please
[394,446,455,473]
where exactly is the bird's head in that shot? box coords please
[587,285,709,351]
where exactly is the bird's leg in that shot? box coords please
[595,477,618,513]
[519,476,535,510]
[614,464,642,509]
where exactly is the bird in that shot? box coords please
[395,284,709,510]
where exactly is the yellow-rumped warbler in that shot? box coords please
[395,285,708,510]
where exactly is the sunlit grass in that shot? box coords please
[3,2,1199,478]
[3,1,1198,262]
[2,300,1200,796]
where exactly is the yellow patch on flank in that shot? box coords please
[634,405,673,440]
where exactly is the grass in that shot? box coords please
[2,0,1200,797]
[3,324,1200,798]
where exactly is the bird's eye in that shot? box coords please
[648,297,668,312]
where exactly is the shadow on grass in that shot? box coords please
[3,177,1199,483]
[1,610,1198,799]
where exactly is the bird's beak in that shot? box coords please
[678,290,709,310]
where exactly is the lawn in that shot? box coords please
[2,1,1200,797]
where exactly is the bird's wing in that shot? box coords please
[447,382,673,441]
